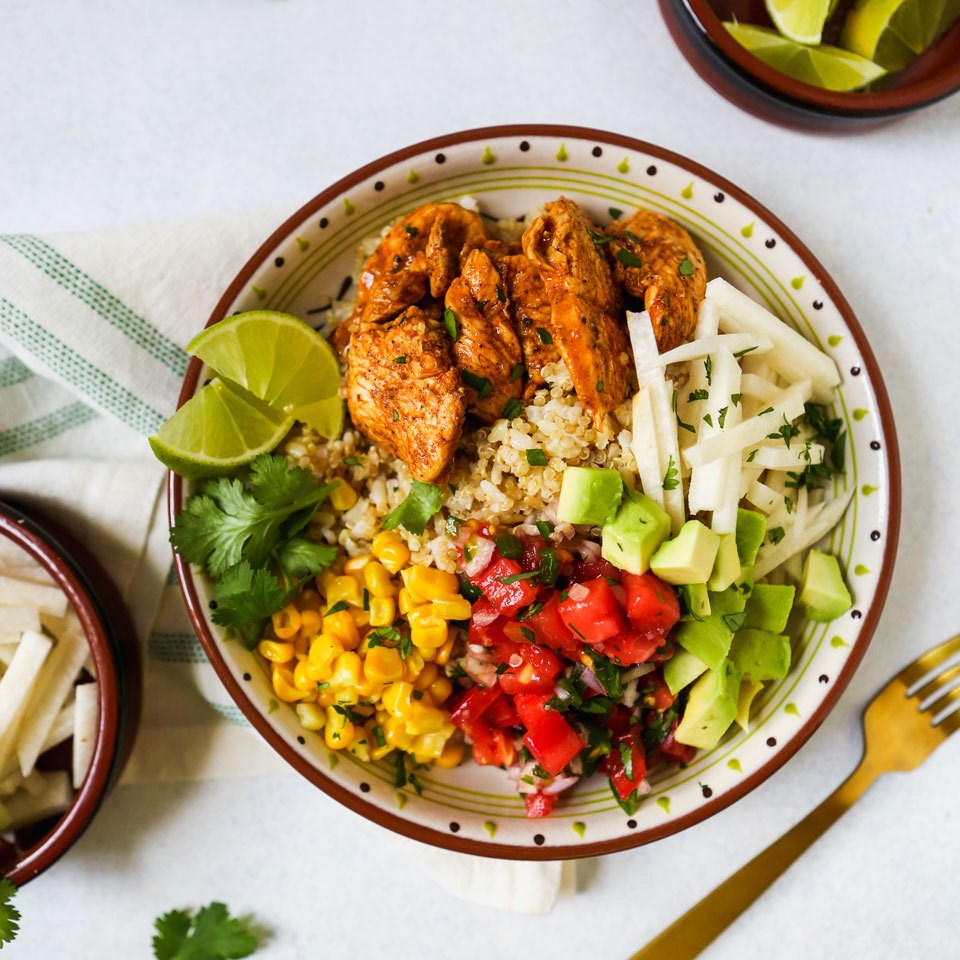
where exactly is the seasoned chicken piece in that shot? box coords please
[521,198,630,426]
[493,253,560,396]
[603,209,707,353]
[332,203,488,355]
[444,249,522,423]
[346,307,465,482]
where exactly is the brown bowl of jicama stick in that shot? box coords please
[0,500,140,885]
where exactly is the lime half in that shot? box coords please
[149,378,294,478]
[841,0,960,71]
[764,0,836,44]
[188,310,343,438]
[725,22,887,90]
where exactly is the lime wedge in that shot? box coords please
[840,0,960,71]
[725,22,887,90]
[149,378,294,478]
[764,0,836,45]
[188,311,343,438]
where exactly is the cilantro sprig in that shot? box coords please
[381,479,444,535]
[0,879,20,949]
[152,901,260,959]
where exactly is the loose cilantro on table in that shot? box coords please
[381,479,444,535]
[152,902,260,960]
[0,879,20,949]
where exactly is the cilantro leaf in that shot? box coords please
[381,480,443,535]
[211,562,284,649]
[277,537,337,579]
[0,879,20,948]
[152,901,259,960]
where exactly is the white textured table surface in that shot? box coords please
[4,1,960,957]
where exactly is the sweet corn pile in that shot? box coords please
[257,529,467,770]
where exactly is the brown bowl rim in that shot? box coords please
[675,0,960,115]
[170,123,901,860]
[0,500,138,884]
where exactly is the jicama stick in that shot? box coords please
[710,352,745,534]
[0,630,53,770]
[73,682,99,788]
[3,770,72,831]
[634,332,771,375]
[748,442,824,470]
[0,606,42,633]
[0,575,68,618]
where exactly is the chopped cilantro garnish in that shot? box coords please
[662,455,680,491]
[494,533,523,560]
[510,362,525,382]
[768,526,786,545]
[520,626,536,642]
[616,248,643,269]
[718,405,729,428]
[392,355,408,364]
[535,520,554,539]
[733,344,759,358]
[496,284,507,303]
[502,396,523,420]
[403,223,419,237]
[461,369,493,399]
[703,413,713,427]
[731,393,741,407]
[526,449,548,466]
[443,308,459,340]
[618,741,634,779]
[539,547,558,586]
[608,207,623,220]
[678,257,694,276]
[536,327,553,344]
[498,569,541,585]
[688,388,709,402]
[381,479,444,535]
[704,355,713,385]
[324,600,350,617]
[767,414,800,448]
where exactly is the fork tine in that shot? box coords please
[926,683,960,719]
[900,633,960,689]
[914,662,960,704]
[935,709,960,737]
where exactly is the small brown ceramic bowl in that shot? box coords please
[659,0,960,131]
[0,500,140,885]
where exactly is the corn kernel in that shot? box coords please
[411,731,449,763]
[348,733,370,762]
[368,596,396,627]
[325,706,355,749]
[344,554,373,575]
[372,531,409,574]
[294,634,310,658]
[430,595,473,621]
[299,609,322,637]
[383,716,414,750]
[409,610,448,651]
[428,676,453,705]
[398,587,416,615]
[434,633,456,666]
[316,685,337,707]
[332,651,362,689]
[354,676,384,700]
[382,681,414,719]
[434,739,466,769]
[402,651,425,682]
[299,588,323,611]
[352,608,370,628]
[363,561,395,598]
[294,657,319,693]
[419,645,437,663]
[272,604,301,640]
[407,701,446,735]
[367,722,394,761]
[318,570,338,596]
[308,633,343,673]
[404,565,459,602]
[272,663,307,702]
[258,639,295,663]
[323,611,360,649]
[413,663,439,691]
[364,645,405,683]
[295,702,326,731]
[330,482,359,511]
[327,576,362,608]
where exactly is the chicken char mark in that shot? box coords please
[332,203,488,356]
[444,248,523,423]
[346,306,465,483]
[521,198,630,427]
[603,209,707,353]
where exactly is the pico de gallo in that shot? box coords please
[448,522,695,817]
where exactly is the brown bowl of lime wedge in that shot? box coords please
[659,0,960,130]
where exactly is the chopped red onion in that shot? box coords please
[542,775,579,796]
[567,582,589,602]
[462,536,495,577]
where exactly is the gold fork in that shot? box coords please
[631,633,960,960]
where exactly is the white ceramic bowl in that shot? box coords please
[172,126,900,859]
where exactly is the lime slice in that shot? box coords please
[725,22,887,90]
[149,378,294,478]
[841,0,960,72]
[764,0,836,45]
[188,310,343,438]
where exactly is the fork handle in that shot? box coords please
[629,760,879,960]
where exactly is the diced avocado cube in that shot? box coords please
[674,658,741,750]
[735,679,765,731]
[673,615,734,672]
[743,583,796,634]
[798,550,852,622]
[650,520,721,585]
[664,647,708,695]
[735,508,767,567]
[729,628,792,682]
[557,466,623,526]
[678,582,711,621]
[601,493,671,574]
[709,563,755,619]
[707,533,741,592]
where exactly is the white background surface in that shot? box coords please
[3,1,960,957]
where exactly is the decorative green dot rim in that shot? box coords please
[171,126,900,861]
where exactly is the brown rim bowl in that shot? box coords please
[659,0,960,131]
[0,500,140,885]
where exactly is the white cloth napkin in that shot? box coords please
[0,214,574,913]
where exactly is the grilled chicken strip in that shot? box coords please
[522,198,630,426]
[333,203,488,355]
[346,306,465,482]
[493,253,560,396]
[603,209,707,353]
[444,249,523,423]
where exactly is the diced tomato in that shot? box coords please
[484,695,520,729]
[598,628,664,666]
[659,724,696,765]
[468,601,516,647]
[604,729,648,801]
[651,640,676,662]
[524,791,557,818]
[522,710,584,777]
[474,557,539,618]
[524,593,581,656]
[492,641,562,695]
[557,577,627,645]
[570,556,622,584]
[519,535,547,573]
[639,672,676,711]
[512,692,553,728]
[621,571,680,633]
[449,685,502,731]
[469,723,516,767]
[606,704,633,738]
